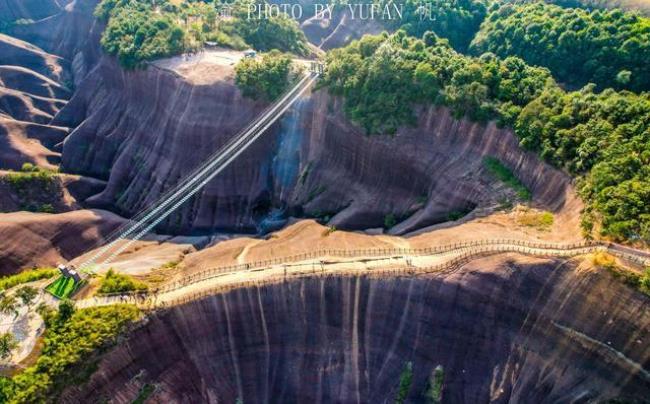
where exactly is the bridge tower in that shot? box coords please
[309,62,324,75]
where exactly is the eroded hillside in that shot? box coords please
[60,254,650,403]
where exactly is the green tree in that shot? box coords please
[0,333,17,361]
[470,3,650,91]
[235,51,297,101]
[99,2,186,68]
[57,299,75,323]
[14,287,38,307]
[0,294,18,319]
[232,0,309,56]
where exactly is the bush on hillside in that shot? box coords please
[98,269,148,294]
[235,51,297,101]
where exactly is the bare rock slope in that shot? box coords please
[0,209,124,274]
[58,58,580,235]
[61,254,650,403]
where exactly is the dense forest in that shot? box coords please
[321,30,650,243]
[95,0,309,68]
[376,0,488,51]
[471,2,650,91]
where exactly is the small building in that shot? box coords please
[58,264,81,283]
[243,49,257,59]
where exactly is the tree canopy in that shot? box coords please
[321,31,551,134]
[470,2,650,91]
[1,303,140,403]
[96,0,309,68]
[376,0,488,51]
[235,51,298,101]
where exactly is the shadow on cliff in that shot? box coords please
[59,254,650,403]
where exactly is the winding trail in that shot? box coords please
[73,239,650,310]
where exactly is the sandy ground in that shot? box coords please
[0,280,51,370]
[152,48,242,85]
[69,234,209,275]
[152,48,316,85]
[178,206,583,277]
[75,243,611,310]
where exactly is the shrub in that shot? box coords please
[20,163,36,172]
[483,157,531,200]
[0,333,17,361]
[384,213,397,229]
[593,253,650,296]
[395,361,413,404]
[0,304,140,402]
[14,286,38,307]
[98,269,148,294]
[322,226,337,237]
[235,51,297,101]
[425,365,444,404]
[0,268,58,292]
[516,210,554,231]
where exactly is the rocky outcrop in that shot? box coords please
[0,65,70,100]
[0,170,106,214]
[57,58,579,235]
[0,33,68,82]
[0,116,68,170]
[0,209,124,274]
[3,0,102,84]
[0,0,65,23]
[61,254,650,403]
[301,6,385,50]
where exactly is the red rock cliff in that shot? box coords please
[56,59,580,235]
[61,254,650,403]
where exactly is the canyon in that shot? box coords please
[0,1,648,402]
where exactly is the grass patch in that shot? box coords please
[322,226,337,237]
[0,303,141,403]
[2,164,62,213]
[44,275,81,299]
[133,383,156,404]
[593,252,650,296]
[425,365,444,404]
[395,361,413,404]
[159,260,180,271]
[483,157,531,200]
[98,269,148,295]
[0,268,58,292]
[516,210,554,231]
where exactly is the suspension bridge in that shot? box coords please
[45,58,650,301]
[70,63,322,276]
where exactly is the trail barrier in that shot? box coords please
[77,238,649,309]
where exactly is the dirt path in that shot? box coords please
[74,240,648,310]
